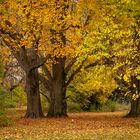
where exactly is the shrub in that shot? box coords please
[67,90,91,111]
[0,86,11,127]
[67,101,83,112]
[100,100,117,112]
[0,86,6,115]
[10,87,27,107]
[0,116,11,127]
[0,86,27,109]
[89,100,130,112]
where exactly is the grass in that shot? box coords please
[1,109,140,139]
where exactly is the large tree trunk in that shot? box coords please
[25,69,44,118]
[127,99,140,117]
[127,77,140,117]
[47,87,67,117]
[47,58,67,117]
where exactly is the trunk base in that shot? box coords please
[47,58,68,118]
[126,77,140,118]
[25,69,44,119]
[125,113,138,118]
[126,99,140,118]
[25,111,44,118]
[47,98,68,118]
[47,113,68,118]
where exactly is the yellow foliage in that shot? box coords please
[71,65,117,104]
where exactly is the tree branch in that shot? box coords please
[0,30,23,68]
[42,64,52,82]
[29,53,51,71]
[65,60,99,87]
[40,91,51,103]
[65,64,83,87]
[65,57,77,74]
[30,57,47,71]
[39,74,52,91]
[0,24,20,40]
[9,77,24,91]
[84,60,99,69]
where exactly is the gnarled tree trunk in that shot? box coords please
[25,69,44,118]
[47,87,67,117]
[47,58,67,117]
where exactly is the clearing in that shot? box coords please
[1,110,140,140]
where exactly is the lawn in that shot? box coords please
[1,109,140,140]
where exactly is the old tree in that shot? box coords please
[0,0,106,118]
[0,0,140,118]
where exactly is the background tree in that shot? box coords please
[67,65,117,111]
[111,0,140,117]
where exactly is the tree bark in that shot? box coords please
[127,77,140,117]
[1,22,45,118]
[47,87,67,117]
[127,98,140,117]
[25,69,44,118]
[47,58,67,117]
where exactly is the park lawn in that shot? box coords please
[1,110,140,140]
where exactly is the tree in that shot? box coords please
[112,0,140,117]
[67,65,117,111]
[99,0,140,117]
[38,0,113,117]
[38,0,131,117]
[0,0,49,118]
[127,0,140,117]
[1,0,137,118]
[0,0,79,118]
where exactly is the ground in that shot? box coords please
[1,109,140,140]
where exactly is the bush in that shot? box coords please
[89,100,130,112]
[10,87,27,107]
[0,86,11,127]
[67,101,83,112]
[0,116,11,127]
[100,100,117,112]
[67,90,92,111]
[0,86,6,114]
[0,86,27,109]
